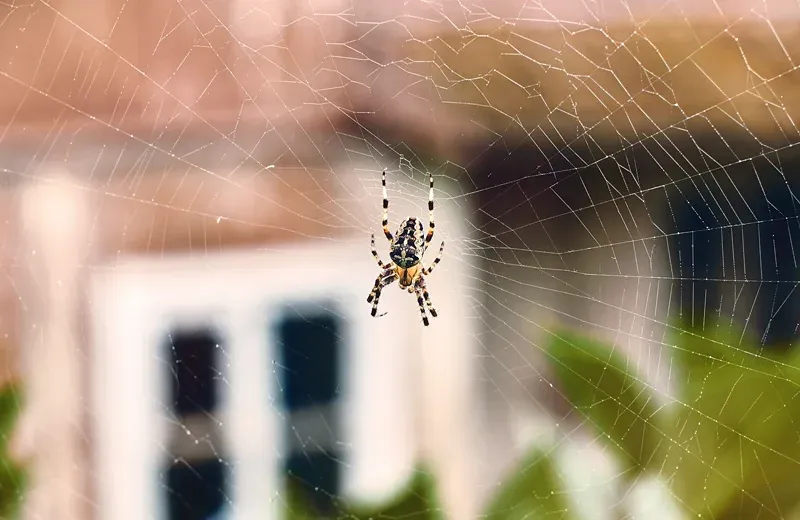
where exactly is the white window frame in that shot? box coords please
[89,239,419,520]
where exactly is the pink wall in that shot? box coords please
[0,0,787,142]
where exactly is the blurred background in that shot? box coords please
[0,0,800,519]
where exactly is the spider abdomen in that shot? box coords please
[389,217,425,269]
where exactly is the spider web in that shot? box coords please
[3,0,800,519]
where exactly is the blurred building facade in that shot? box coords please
[0,0,798,519]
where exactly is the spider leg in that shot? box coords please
[413,285,430,326]
[382,169,392,241]
[422,240,444,276]
[367,267,394,303]
[370,233,386,268]
[416,276,438,318]
[367,268,397,317]
[424,170,435,244]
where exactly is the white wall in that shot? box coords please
[16,174,89,520]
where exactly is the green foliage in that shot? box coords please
[545,329,666,477]
[483,448,574,520]
[346,468,445,520]
[0,384,25,520]
[285,466,444,519]
[661,325,800,519]
[490,324,800,519]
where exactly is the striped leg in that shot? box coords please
[382,169,392,241]
[422,241,444,276]
[370,233,386,268]
[416,276,438,318]
[424,171,435,244]
[413,286,430,326]
[367,269,397,317]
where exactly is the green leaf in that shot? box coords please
[284,466,444,520]
[346,467,445,519]
[0,384,25,520]
[283,477,319,520]
[483,448,573,520]
[545,329,664,476]
[662,324,800,518]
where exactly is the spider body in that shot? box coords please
[391,217,423,267]
[367,170,444,325]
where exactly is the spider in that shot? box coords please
[367,169,445,326]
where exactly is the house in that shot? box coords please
[1,0,799,519]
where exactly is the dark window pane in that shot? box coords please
[275,312,340,410]
[669,160,800,350]
[166,328,221,416]
[670,189,721,331]
[287,453,340,516]
[165,459,226,520]
[752,181,800,348]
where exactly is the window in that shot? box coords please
[667,163,800,350]
[89,241,411,520]
[163,327,227,520]
[750,179,800,348]
[669,188,721,331]
[166,460,225,520]
[274,306,343,516]
[167,328,221,416]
